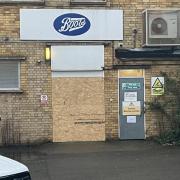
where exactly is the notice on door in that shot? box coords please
[127,116,136,123]
[122,83,141,90]
[124,92,137,102]
[122,101,141,115]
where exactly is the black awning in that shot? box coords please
[115,47,180,60]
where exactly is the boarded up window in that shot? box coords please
[0,61,19,89]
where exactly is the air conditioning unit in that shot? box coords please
[143,9,180,46]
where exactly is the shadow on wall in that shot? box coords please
[1,119,21,146]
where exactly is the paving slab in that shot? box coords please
[0,140,180,180]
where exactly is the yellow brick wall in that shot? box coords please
[0,7,19,41]
[144,64,180,137]
[0,42,52,145]
[0,1,180,144]
[103,0,180,139]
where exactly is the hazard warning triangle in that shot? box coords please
[152,77,163,88]
[129,102,134,106]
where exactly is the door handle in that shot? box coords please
[141,103,145,115]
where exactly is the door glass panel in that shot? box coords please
[118,69,144,77]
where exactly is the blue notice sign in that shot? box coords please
[122,83,141,90]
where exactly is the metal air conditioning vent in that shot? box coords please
[149,13,177,38]
[143,9,180,46]
[151,17,168,35]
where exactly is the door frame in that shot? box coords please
[118,70,146,139]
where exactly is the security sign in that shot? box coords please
[41,95,48,105]
[151,77,164,95]
[122,101,141,115]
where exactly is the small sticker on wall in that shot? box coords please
[127,116,136,123]
[41,95,48,105]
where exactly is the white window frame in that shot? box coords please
[0,61,20,91]
[70,0,106,5]
[0,0,44,4]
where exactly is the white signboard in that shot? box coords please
[51,45,104,71]
[127,116,136,123]
[124,92,137,102]
[20,9,123,40]
[151,77,164,95]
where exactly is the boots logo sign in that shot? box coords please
[20,9,123,40]
[53,13,91,36]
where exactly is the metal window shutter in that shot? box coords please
[0,61,19,89]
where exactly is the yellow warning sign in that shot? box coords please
[152,78,163,88]
[151,77,164,95]
[122,101,141,115]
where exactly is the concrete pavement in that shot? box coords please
[0,140,180,180]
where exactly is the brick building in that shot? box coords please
[0,0,180,145]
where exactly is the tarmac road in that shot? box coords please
[0,140,180,180]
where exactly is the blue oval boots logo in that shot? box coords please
[53,13,91,36]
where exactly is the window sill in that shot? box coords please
[0,89,24,93]
[0,0,44,5]
[70,0,107,5]
[0,57,26,61]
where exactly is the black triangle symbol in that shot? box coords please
[152,78,163,88]
[129,102,134,106]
